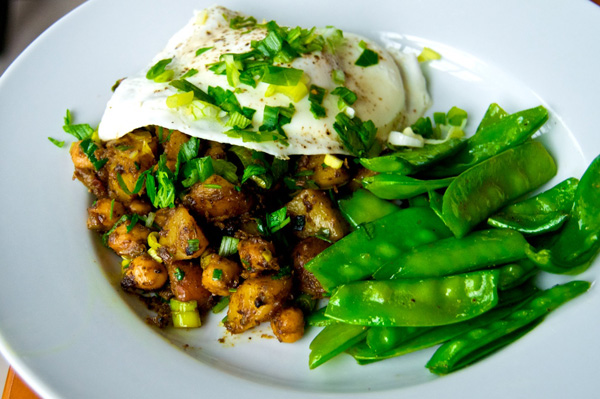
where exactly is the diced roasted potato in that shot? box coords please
[270,307,305,343]
[128,199,152,216]
[286,189,348,242]
[296,154,351,189]
[70,141,108,198]
[167,260,213,307]
[237,237,279,277]
[225,275,293,334]
[107,221,150,258]
[124,254,168,290]
[87,198,126,232]
[201,253,242,296]
[204,140,227,160]
[105,130,157,203]
[291,237,329,299]
[158,206,208,261]
[153,208,175,229]
[161,130,190,172]
[183,175,253,221]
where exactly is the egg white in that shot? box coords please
[98,6,431,158]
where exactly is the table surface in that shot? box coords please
[1,0,600,397]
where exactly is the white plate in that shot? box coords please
[1,0,599,398]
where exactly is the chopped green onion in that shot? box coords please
[153,70,174,83]
[166,91,194,108]
[146,58,173,81]
[109,199,115,220]
[417,47,441,62]
[323,154,343,169]
[195,47,213,56]
[446,106,468,127]
[218,236,240,257]
[48,137,65,148]
[170,299,201,328]
[174,267,185,281]
[79,139,107,170]
[62,109,95,140]
[308,85,327,119]
[264,80,309,102]
[212,297,230,314]
[355,41,379,67]
[203,184,222,189]
[147,248,163,263]
[186,239,200,254]
[267,206,291,233]
[261,66,304,86]
[212,269,223,281]
[170,79,214,104]
[225,111,253,129]
[332,69,345,85]
[241,164,268,185]
[331,86,357,110]
[181,68,198,78]
[229,15,257,30]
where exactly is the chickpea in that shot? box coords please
[201,253,242,296]
[126,254,168,290]
[271,307,305,343]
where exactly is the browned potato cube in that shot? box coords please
[270,307,305,343]
[128,199,152,216]
[291,237,329,299]
[296,154,351,189]
[183,175,253,221]
[204,140,227,160]
[286,189,348,242]
[107,221,150,258]
[153,208,175,229]
[167,261,213,307]
[87,198,126,232]
[70,141,107,198]
[237,237,279,277]
[162,130,190,172]
[124,254,168,291]
[158,206,208,261]
[201,253,242,296]
[348,166,378,191]
[225,275,292,334]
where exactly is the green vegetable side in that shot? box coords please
[306,103,597,375]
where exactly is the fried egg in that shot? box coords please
[98,6,431,158]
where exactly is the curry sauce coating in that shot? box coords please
[225,275,293,334]
[237,236,280,278]
[183,175,254,221]
[291,237,329,299]
[124,253,168,290]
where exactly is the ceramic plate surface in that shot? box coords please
[0,0,599,398]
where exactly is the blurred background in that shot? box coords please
[0,0,85,75]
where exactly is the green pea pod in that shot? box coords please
[475,103,509,132]
[305,207,452,292]
[362,174,455,200]
[428,105,549,177]
[348,283,538,364]
[497,259,537,291]
[408,194,430,208]
[373,229,528,280]
[488,177,579,235]
[359,138,466,175]
[428,189,444,220]
[338,189,400,230]
[308,323,368,369]
[366,326,431,354]
[526,155,600,273]
[426,280,590,375]
[442,141,557,238]
[325,270,499,327]
[306,307,338,327]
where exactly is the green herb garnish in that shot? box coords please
[48,137,65,148]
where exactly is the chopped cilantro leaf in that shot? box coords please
[195,47,213,56]
[48,137,65,148]
[146,58,173,80]
[333,112,378,158]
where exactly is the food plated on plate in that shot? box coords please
[56,5,599,374]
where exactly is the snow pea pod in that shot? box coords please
[373,229,528,280]
[475,103,508,132]
[305,207,452,292]
[338,189,400,230]
[365,326,431,354]
[308,323,368,369]
[488,177,578,235]
[526,154,600,273]
[359,138,466,175]
[497,259,537,291]
[325,270,499,327]
[428,105,548,177]
[362,174,455,200]
[426,280,590,375]
[442,141,557,238]
[306,306,338,327]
